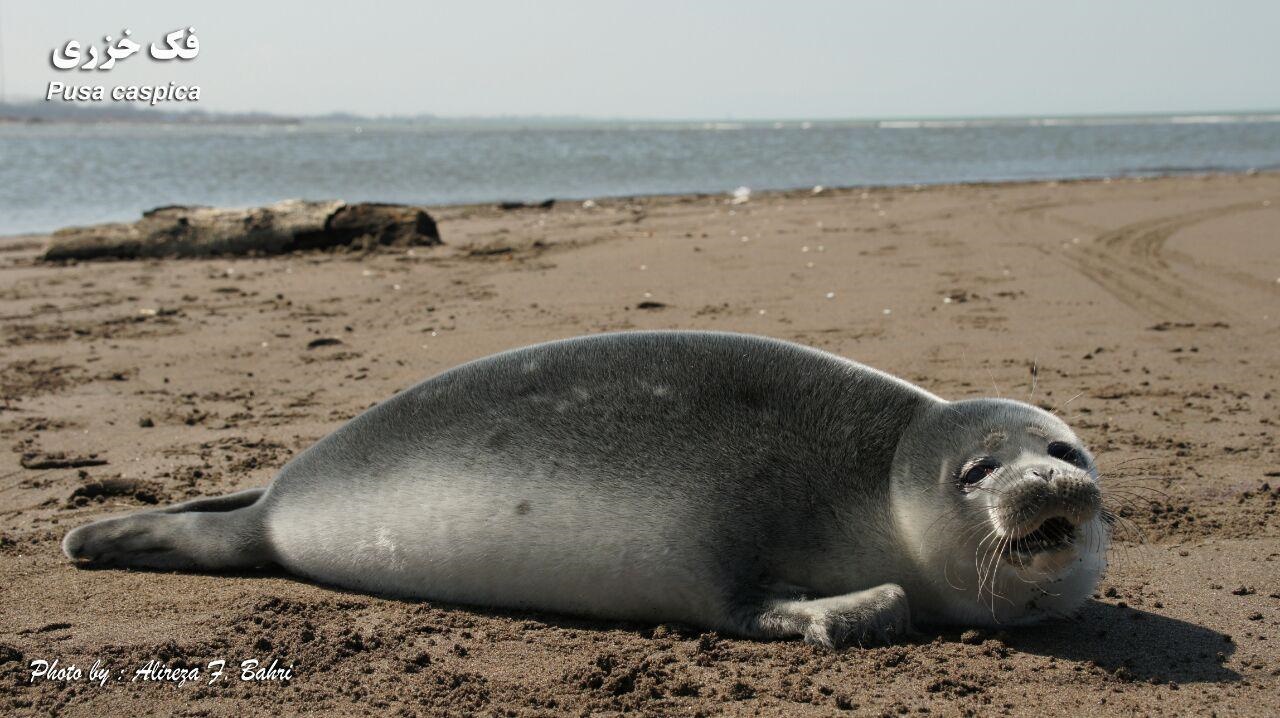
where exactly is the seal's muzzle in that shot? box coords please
[991,464,1101,561]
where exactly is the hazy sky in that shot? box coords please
[3,0,1278,118]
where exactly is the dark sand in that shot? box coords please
[1,173,1278,716]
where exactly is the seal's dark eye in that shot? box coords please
[1047,442,1089,469]
[958,459,1000,486]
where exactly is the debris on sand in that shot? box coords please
[20,452,108,470]
[498,199,555,210]
[41,200,441,261]
[68,477,162,505]
[306,337,345,349]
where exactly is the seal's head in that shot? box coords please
[890,398,1108,626]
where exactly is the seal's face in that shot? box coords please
[891,398,1108,626]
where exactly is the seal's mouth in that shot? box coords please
[1003,516,1076,559]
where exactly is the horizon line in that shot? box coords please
[3,97,1280,124]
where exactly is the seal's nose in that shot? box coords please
[1024,466,1056,482]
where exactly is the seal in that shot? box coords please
[63,331,1109,647]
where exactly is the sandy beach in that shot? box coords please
[1,173,1278,716]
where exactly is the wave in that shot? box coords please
[877,114,1280,130]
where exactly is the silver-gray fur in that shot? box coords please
[63,331,1108,647]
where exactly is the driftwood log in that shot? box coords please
[41,200,441,261]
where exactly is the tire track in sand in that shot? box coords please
[1063,202,1266,322]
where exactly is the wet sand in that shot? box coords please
[1,173,1278,716]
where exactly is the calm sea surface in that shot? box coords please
[2,115,1279,235]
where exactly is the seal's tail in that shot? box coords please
[62,488,271,571]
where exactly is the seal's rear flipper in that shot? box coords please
[62,488,271,571]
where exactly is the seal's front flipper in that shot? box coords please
[741,583,912,648]
[62,488,271,571]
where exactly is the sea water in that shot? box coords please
[2,114,1278,236]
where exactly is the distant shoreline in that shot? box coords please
[3,98,1280,128]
